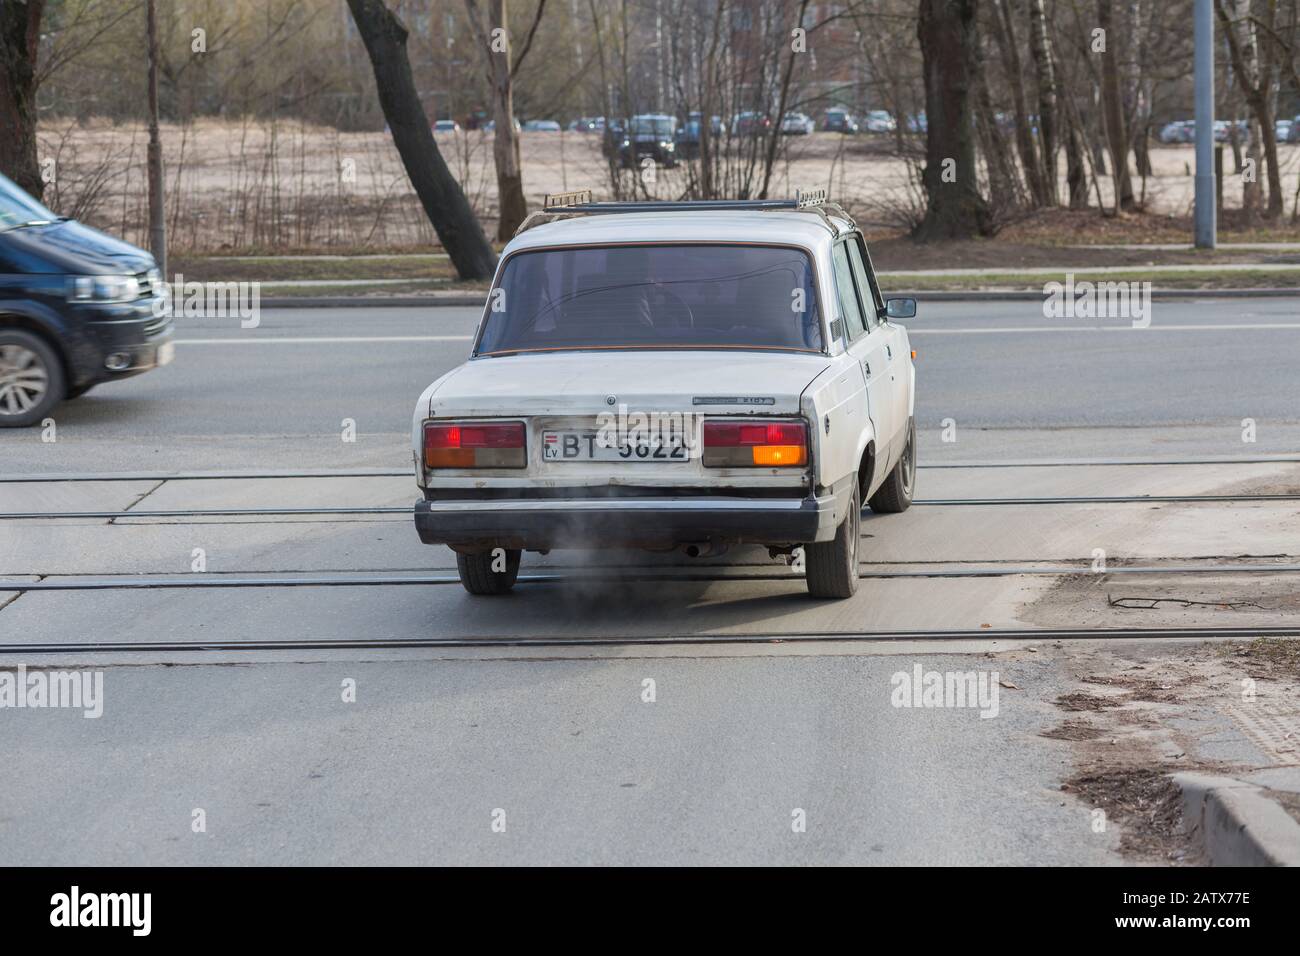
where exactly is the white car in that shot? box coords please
[780,112,815,135]
[412,190,917,598]
[863,110,896,133]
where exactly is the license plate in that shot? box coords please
[543,430,690,462]
[156,342,175,367]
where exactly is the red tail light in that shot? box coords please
[424,421,526,468]
[702,420,808,467]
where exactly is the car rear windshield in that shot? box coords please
[476,243,823,355]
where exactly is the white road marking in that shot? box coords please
[174,335,475,344]
[910,322,1300,334]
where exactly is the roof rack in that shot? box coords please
[515,187,855,236]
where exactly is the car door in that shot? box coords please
[831,240,896,478]
[848,235,909,468]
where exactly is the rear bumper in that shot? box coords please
[414,492,846,551]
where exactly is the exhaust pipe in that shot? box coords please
[683,542,728,559]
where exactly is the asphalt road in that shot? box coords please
[2,296,1297,865]
[2,296,1298,472]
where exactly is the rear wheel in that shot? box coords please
[456,548,521,595]
[805,476,860,599]
[0,330,64,428]
[868,417,915,514]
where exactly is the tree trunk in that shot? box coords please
[975,66,1024,209]
[1026,0,1059,205]
[759,0,811,199]
[465,0,528,241]
[1097,0,1135,211]
[146,0,168,276]
[915,0,993,241]
[0,0,45,200]
[1217,0,1285,218]
[1062,113,1090,209]
[346,0,496,280]
[989,0,1046,204]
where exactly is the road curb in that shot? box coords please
[258,288,1300,309]
[1174,772,1300,866]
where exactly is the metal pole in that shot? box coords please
[1194,0,1216,249]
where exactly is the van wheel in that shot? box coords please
[805,476,860,599]
[456,548,521,595]
[869,417,916,514]
[0,330,65,428]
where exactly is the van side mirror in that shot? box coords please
[884,297,916,320]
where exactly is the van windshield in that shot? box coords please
[631,117,673,137]
[476,243,824,355]
[0,173,58,230]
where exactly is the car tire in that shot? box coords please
[869,417,916,514]
[805,475,860,599]
[456,548,521,596]
[0,329,65,428]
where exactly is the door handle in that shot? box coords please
[886,345,892,359]
[862,360,871,376]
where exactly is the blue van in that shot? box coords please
[0,172,173,426]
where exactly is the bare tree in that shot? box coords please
[759,0,812,199]
[915,0,993,239]
[464,0,547,240]
[346,0,496,280]
[1217,0,1285,218]
[1026,0,1059,205]
[0,0,45,198]
[988,0,1047,204]
[146,0,167,275]
[1097,0,1136,211]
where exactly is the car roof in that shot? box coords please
[506,210,852,255]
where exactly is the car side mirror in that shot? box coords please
[884,297,916,320]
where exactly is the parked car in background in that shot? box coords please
[674,113,723,159]
[1275,119,1293,143]
[433,119,460,133]
[605,114,678,168]
[731,111,772,136]
[523,119,562,132]
[482,118,522,133]
[862,110,896,134]
[906,112,927,133]
[568,117,601,132]
[0,172,172,427]
[780,112,815,135]
[1213,120,1249,143]
[1158,120,1194,144]
[822,109,859,134]
[1290,117,1300,143]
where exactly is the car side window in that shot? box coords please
[831,242,866,342]
[847,236,883,326]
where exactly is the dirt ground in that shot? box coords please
[996,635,1300,863]
[37,118,1300,255]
